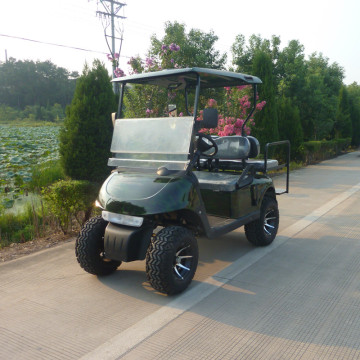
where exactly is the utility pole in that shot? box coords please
[96,0,126,93]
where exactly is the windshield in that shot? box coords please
[108,116,194,170]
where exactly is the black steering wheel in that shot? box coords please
[196,133,218,157]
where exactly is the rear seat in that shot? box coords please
[196,135,279,191]
[201,135,278,172]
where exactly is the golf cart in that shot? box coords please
[75,67,290,295]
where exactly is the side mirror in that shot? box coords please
[201,108,218,129]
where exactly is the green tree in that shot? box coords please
[251,50,279,148]
[125,21,227,118]
[347,82,360,146]
[277,97,304,158]
[302,53,344,140]
[334,85,352,139]
[59,60,116,183]
[149,21,227,70]
[232,34,280,77]
[277,40,307,101]
[0,58,78,110]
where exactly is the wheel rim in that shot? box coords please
[264,208,277,236]
[173,245,193,280]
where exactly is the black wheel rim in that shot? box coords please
[173,245,193,280]
[264,208,277,237]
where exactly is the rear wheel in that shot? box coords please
[146,226,198,295]
[75,216,121,275]
[245,196,279,246]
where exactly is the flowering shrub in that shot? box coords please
[110,43,266,130]
[126,42,181,76]
[107,52,125,78]
[199,86,266,137]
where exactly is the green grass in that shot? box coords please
[0,203,42,248]
[29,160,66,191]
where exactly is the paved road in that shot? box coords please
[1,151,360,359]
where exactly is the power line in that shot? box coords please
[0,33,109,56]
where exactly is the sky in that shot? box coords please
[0,0,359,84]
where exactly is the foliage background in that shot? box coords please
[0,21,360,247]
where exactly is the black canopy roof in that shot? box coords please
[112,67,262,89]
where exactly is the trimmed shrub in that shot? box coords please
[300,138,351,164]
[59,60,116,183]
[42,180,99,234]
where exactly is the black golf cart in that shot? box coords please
[76,67,290,295]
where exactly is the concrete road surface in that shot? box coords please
[1,151,360,360]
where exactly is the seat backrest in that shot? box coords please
[247,136,260,158]
[211,136,251,159]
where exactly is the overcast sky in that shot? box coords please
[0,0,359,84]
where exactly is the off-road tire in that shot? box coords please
[245,196,279,246]
[75,216,121,276]
[146,226,198,295]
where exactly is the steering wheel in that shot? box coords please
[196,133,218,157]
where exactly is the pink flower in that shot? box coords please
[236,85,247,91]
[235,118,244,128]
[114,67,125,77]
[207,98,217,108]
[145,57,155,68]
[223,124,234,136]
[226,117,234,125]
[256,101,266,111]
[169,43,180,52]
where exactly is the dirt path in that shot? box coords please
[0,233,74,262]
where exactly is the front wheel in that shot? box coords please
[146,226,198,295]
[75,216,121,275]
[245,196,279,246]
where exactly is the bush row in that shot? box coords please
[299,138,352,164]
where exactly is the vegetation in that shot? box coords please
[0,125,61,198]
[1,21,360,251]
[0,58,78,110]
[59,60,116,183]
[42,180,99,234]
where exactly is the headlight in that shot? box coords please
[102,211,144,227]
[95,200,104,209]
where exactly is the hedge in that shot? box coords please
[299,138,352,164]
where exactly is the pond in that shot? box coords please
[0,124,61,212]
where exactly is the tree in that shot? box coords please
[334,86,352,139]
[277,40,307,102]
[251,50,279,148]
[0,58,78,109]
[124,21,227,118]
[232,34,280,77]
[278,97,303,158]
[149,21,227,70]
[347,82,360,146]
[59,60,116,183]
[302,53,344,140]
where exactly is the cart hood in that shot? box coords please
[98,171,199,216]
